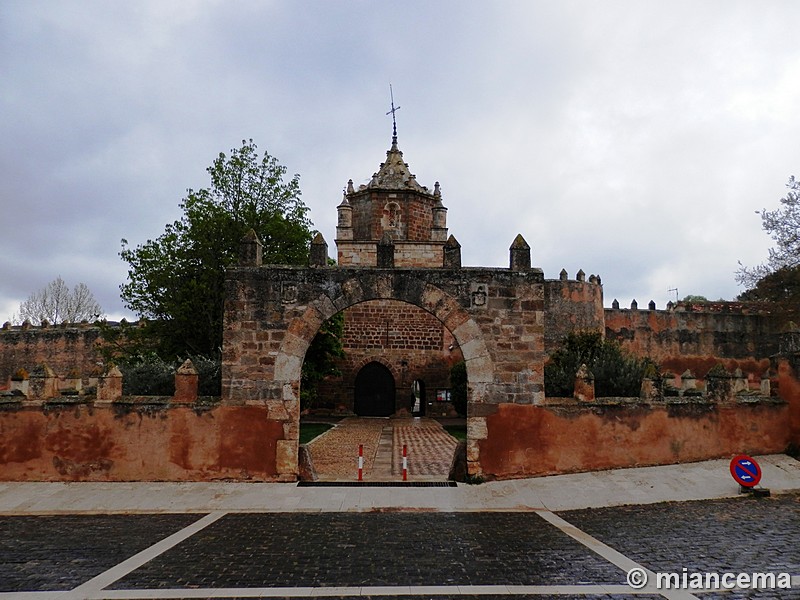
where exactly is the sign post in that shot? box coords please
[729,454,769,496]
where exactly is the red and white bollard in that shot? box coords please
[402,444,408,481]
[357,444,364,481]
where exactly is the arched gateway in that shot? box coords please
[222,134,547,481]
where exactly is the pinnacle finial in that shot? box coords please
[386,84,401,148]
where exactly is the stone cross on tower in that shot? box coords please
[386,84,401,146]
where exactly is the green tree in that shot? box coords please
[544,331,654,398]
[300,313,345,410]
[119,139,313,358]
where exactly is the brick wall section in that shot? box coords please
[349,190,435,242]
[0,324,104,386]
[317,300,463,413]
[343,300,444,350]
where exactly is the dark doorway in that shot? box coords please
[354,362,395,417]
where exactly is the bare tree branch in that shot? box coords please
[737,176,800,289]
[18,276,104,325]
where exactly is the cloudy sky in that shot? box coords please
[2,1,799,322]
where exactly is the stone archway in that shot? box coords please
[223,264,545,481]
[239,273,496,480]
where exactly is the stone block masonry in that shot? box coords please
[0,322,104,388]
[223,263,547,478]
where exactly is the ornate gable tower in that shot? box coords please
[336,132,449,267]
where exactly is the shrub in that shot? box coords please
[545,331,655,398]
[119,354,175,395]
[188,353,222,396]
[119,353,221,396]
[450,361,467,416]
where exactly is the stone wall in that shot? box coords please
[0,358,281,482]
[337,241,445,268]
[0,323,104,387]
[605,302,780,378]
[543,274,605,354]
[477,398,791,479]
[0,404,281,481]
[223,260,546,479]
[337,242,377,266]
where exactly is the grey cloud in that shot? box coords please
[2,1,799,321]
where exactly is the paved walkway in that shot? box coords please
[306,417,458,481]
[1,454,798,515]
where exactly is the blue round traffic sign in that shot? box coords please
[730,454,762,487]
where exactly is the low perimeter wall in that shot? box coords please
[475,358,800,480]
[0,403,284,481]
[477,399,790,479]
[1,362,798,482]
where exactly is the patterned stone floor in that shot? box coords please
[393,419,459,478]
[306,417,459,481]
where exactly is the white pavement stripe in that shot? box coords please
[536,510,700,600]
[54,511,227,600]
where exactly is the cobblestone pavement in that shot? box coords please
[0,514,198,592]
[112,512,621,589]
[561,493,800,600]
[393,420,458,478]
[1,494,798,599]
[307,418,458,481]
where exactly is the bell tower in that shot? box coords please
[335,100,450,267]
